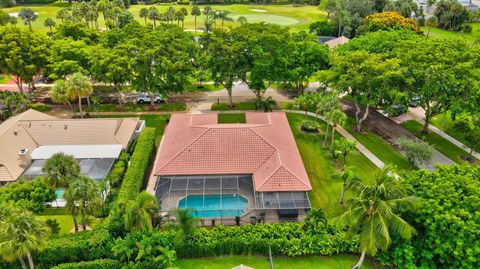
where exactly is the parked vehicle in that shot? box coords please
[409,96,421,107]
[136,92,163,104]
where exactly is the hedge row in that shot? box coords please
[116,127,156,202]
[51,259,121,269]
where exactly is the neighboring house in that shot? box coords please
[0,109,144,186]
[324,36,350,49]
[150,112,312,224]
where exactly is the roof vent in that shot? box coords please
[64,123,68,130]
[13,130,18,135]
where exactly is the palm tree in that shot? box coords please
[96,0,108,21]
[64,186,80,233]
[68,176,102,230]
[167,7,176,24]
[336,167,360,206]
[18,8,37,29]
[203,6,212,21]
[56,8,71,23]
[191,6,201,32]
[175,11,185,28]
[337,138,357,170]
[139,7,149,25]
[170,209,196,240]
[261,96,276,112]
[336,168,417,269]
[42,153,80,189]
[218,10,231,30]
[293,93,313,116]
[51,80,75,114]
[237,16,247,25]
[0,206,49,269]
[148,7,159,27]
[44,18,56,32]
[327,109,347,151]
[66,72,92,118]
[124,192,159,232]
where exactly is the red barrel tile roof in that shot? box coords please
[154,112,311,192]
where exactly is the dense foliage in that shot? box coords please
[0,179,55,213]
[379,165,480,268]
[51,259,121,269]
[116,127,155,203]
[360,11,421,34]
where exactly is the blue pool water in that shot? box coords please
[178,194,248,218]
[55,188,65,200]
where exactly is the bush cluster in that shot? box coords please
[116,127,155,203]
[300,120,319,133]
[51,259,121,269]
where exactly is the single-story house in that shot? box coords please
[151,112,312,224]
[324,36,350,49]
[0,109,144,186]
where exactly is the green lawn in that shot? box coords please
[178,254,382,269]
[95,103,186,112]
[422,23,480,43]
[184,83,224,92]
[212,101,259,111]
[218,113,246,123]
[287,113,378,217]
[38,208,101,235]
[0,74,10,84]
[401,120,477,164]
[430,111,471,146]
[2,2,327,33]
[342,117,412,171]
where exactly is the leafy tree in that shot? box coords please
[51,79,75,113]
[18,8,37,29]
[309,20,336,36]
[395,38,476,133]
[124,192,159,232]
[66,72,93,118]
[191,6,201,32]
[336,167,417,269]
[287,32,330,94]
[47,38,91,80]
[42,152,80,189]
[360,11,421,34]
[44,17,56,32]
[464,127,480,160]
[434,0,468,31]
[379,165,480,268]
[0,205,49,269]
[0,92,30,121]
[321,51,404,132]
[0,179,56,213]
[139,7,149,25]
[201,31,243,107]
[51,21,99,43]
[89,45,132,105]
[0,27,49,93]
[337,137,357,170]
[0,10,17,25]
[326,0,376,37]
[293,93,315,115]
[398,137,433,167]
[384,0,423,19]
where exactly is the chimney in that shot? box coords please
[19,149,31,168]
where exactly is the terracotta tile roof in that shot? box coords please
[154,112,311,192]
[0,109,140,182]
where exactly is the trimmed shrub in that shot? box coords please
[300,120,319,133]
[51,259,121,269]
[117,127,155,203]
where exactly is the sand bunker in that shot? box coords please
[250,9,268,12]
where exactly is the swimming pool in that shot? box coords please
[55,188,65,200]
[178,194,248,218]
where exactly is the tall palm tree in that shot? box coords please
[66,72,92,118]
[191,6,201,32]
[139,7,149,25]
[218,10,231,30]
[124,192,159,232]
[18,8,37,30]
[64,186,80,233]
[68,176,102,230]
[44,18,56,32]
[336,168,417,269]
[0,206,49,269]
[237,16,247,25]
[148,7,159,27]
[51,80,75,114]
[42,152,80,189]
[337,138,357,170]
[336,167,360,206]
[327,109,347,151]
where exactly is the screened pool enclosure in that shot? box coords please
[23,158,116,180]
[155,174,311,218]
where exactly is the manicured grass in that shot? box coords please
[431,111,471,146]
[184,83,223,92]
[2,3,327,33]
[422,23,480,43]
[95,103,186,112]
[99,114,170,145]
[212,101,258,111]
[401,120,477,164]
[38,209,101,235]
[218,113,246,124]
[287,113,378,217]
[177,254,382,269]
[342,117,412,171]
